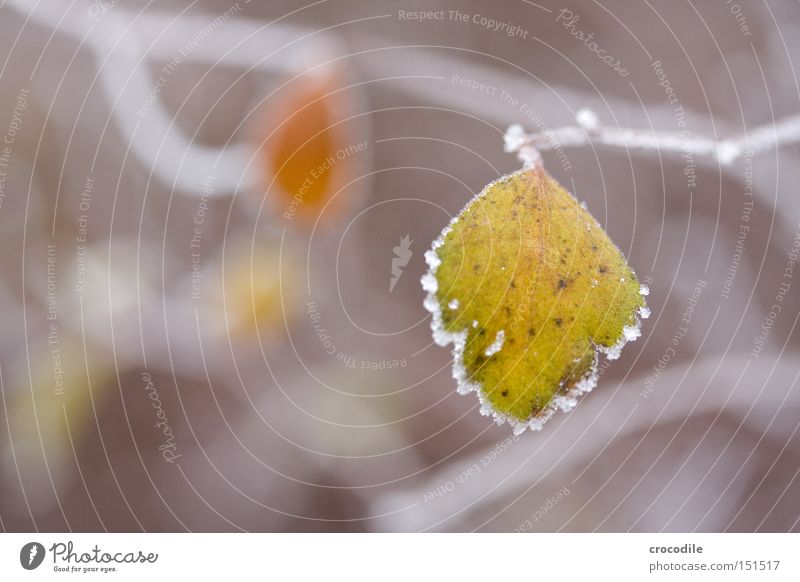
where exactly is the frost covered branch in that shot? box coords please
[505,108,800,168]
[11,1,800,196]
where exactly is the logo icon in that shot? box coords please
[389,234,413,292]
[20,542,45,570]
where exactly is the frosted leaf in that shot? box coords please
[640,284,650,296]
[421,168,647,432]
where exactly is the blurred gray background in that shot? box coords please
[0,0,798,531]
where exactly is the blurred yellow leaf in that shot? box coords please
[221,238,301,338]
[5,342,110,484]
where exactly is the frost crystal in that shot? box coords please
[448,298,460,310]
[623,324,641,341]
[598,317,644,361]
[576,108,600,131]
[503,123,527,153]
[517,144,543,169]
[484,330,505,357]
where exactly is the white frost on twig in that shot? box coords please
[505,108,800,168]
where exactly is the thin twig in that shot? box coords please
[505,108,800,168]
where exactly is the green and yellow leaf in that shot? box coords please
[422,167,648,434]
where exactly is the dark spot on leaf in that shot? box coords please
[558,279,567,289]
[599,265,608,274]
[555,318,562,326]
[501,390,509,397]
